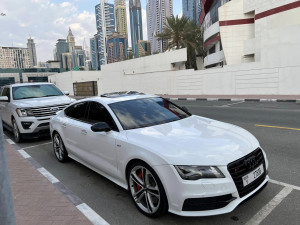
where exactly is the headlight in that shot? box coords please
[16,108,34,117]
[174,165,225,180]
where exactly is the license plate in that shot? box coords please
[242,164,264,187]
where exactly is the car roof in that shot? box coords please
[5,82,54,87]
[79,93,159,105]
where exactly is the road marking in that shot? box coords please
[37,167,59,184]
[218,101,245,107]
[255,124,300,131]
[6,138,15,145]
[187,98,196,101]
[18,150,31,159]
[77,203,110,225]
[22,142,52,149]
[269,179,300,191]
[245,186,293,225]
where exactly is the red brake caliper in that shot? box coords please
[137,170,143,191]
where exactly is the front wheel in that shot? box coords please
[53,132,68,162]
[12,119,22,143]
[127,161,168,217]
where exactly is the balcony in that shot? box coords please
[204,50,225,68]
[203,22,220,43]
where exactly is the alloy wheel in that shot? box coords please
[129,166,161,214]
[53,134,66,161]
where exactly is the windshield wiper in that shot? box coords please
[16,97,38,100]
[42,95,60,97]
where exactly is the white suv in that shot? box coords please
[0,83,75,142]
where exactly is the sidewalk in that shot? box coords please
[5,141,93,225]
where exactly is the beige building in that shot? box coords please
[114,0,128,37]
[137,40,151,57]
[61,53,73,71]
[0,47,31,69]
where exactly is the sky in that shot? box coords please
[0,0,182,62]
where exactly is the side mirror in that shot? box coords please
[91,122,111,132]
[64,91,70,96]
[0,96,9,102]
[182,106,189,112]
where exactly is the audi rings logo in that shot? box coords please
[50,107,59,112]
[243,156,259,170]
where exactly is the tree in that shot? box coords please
[156,15,205,70]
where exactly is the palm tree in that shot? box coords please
[156,15,205,70]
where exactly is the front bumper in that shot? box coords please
[16,116,52,136]
[154,162,269,217]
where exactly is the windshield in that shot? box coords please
[109,97,191,130]
[12,84,64,100]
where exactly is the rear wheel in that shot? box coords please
[12,118,22,143]
[53,132,68,162]
[127,161,168,217]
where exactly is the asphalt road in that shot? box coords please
[4,100,300,225]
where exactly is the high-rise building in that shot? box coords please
[114,0,128,37]
[129,0,143,58]
[61,52,73,70]
[55,39,69,68]
[95,0,115,68]
[90,34,100,70]
[147,0,173,54]
[137,40,151,57]
[72,48,86,68]
[106,33,127,64]
[67,27,76,53]
[182,0,201,24]
[27,37,37,67]
[0,47,31,68]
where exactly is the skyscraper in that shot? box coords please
[147,0,173,54]
[27,37,37,67]
[182,0,201,24]
[106,33,127,64]
[0,47,31,68]
[90,34,99,70]
[114,0,128,37]
[55,39,69,68]
[129,0,143,58]
[95,0,115,68]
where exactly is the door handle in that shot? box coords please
[62,123,67,128]
[81,130,87,135]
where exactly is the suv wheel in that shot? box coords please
[12,118,22,143]
[127,161,168,217]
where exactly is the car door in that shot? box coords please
[62,101,90,161]
[82,101,119,178]
[0,87,11,125]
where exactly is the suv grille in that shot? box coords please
[30,104,69,117]
[227,148,266,198]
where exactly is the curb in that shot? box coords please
[165,98,300,102]
[4,136,109,225]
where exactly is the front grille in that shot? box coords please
[30,104,69,117]
[228,148,266,198]
[182,194,236,211]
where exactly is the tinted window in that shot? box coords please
[109,97,190,130]
[12,84,63,100]
[65,102,88,122]
[87,102,118,131]
[1,87,10,101]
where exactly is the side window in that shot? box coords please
[65,101,88,122]
[87,102,118,131]
[1,87,10,101]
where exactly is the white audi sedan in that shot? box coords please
[50,93,269,217]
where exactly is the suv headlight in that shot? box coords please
[16,108,34,117]
[174,165,225,180]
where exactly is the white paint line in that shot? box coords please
[6,139,15,145]
[207,98,219,101]
[245,186,293,225]
[269,179,300,191]
[170,98,178,101]
[18,150,31,159]
[37,167,59,184]
[77,203,109,225]
[22,142,52,150]
[219,101,245,107]
[260,99,277,102]
[231,98,245,101]
[187,98,196,101]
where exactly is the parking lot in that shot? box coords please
[4,100,300,225]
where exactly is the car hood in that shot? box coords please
[12,95,74,108]
[125,115,259,166]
